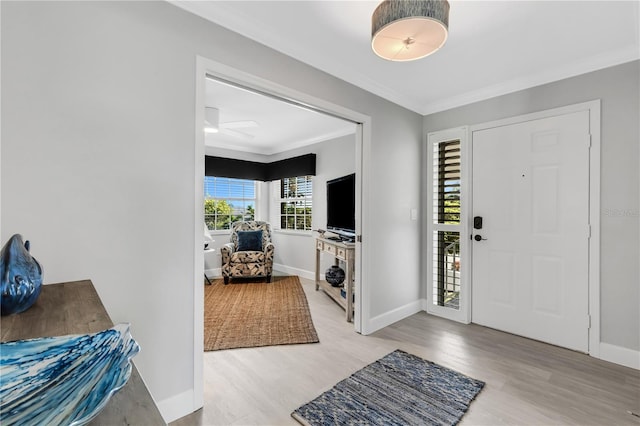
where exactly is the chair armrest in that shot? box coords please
[221,243,235,265]
[264,242,275,259]
[263,242,275,275]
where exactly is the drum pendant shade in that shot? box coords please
[372,0,450,61]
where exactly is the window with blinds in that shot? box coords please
[434,140,461,224]
[204,176,256,231]
[279,176,313,231]
[432,140,461,309]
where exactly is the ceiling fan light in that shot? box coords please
[372,0,449,62]
[204,107,219,133]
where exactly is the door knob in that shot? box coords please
[474,235,487,241]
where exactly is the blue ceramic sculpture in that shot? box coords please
[0,234,43,315]
[0,324,139,426]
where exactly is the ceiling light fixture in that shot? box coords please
[371,0,450,62]
[204,107,219,133]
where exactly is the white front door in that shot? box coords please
[471,110,591,352]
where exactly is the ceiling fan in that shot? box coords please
[204,107,258,140]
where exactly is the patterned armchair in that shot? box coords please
[221,221,274,284]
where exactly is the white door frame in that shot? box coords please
[192,56,372,411]
[468,100,601,357]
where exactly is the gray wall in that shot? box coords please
[1,1,423,419]
[423,61,640,352]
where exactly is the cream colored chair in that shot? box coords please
[220,221,274,284]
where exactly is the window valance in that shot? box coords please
[205,154,316,181]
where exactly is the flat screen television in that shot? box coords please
[326,173,355,242]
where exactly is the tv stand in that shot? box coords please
[315,237,355,322]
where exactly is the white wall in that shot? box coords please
[1,1,423,421]
[423,61,640,354]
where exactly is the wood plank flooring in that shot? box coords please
[172,276,640,425]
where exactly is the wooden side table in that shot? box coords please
[314,237,355,322]
[1,280,166,425]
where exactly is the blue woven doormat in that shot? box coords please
[292,350,484,426]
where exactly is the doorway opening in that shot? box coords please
[192,56,371,410]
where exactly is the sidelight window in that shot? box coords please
[432,140,461,309]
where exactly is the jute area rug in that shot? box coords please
[204,275,319,351]
[292,350,484,426]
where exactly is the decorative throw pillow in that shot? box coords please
[237,230,263,252]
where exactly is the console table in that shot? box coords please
[315,237,355,322]
[1,280,166,425]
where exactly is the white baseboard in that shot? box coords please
[205,265,315,281]
[598,342,640,370]
[157,388,197,424]
[420,298,429,311]
[364,299,423,334]
[273,263,315,281]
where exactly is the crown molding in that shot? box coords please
[419,46,640,115]
[206,127,356,156]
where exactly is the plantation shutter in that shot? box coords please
[435,141,461,224]
[432,139,461,309]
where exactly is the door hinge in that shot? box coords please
[356,235,362,243]
[587,224,592,239]
[586,134,592,149]
[587,314,591,329]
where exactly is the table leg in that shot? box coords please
[345,257,353,322]
[315,247,320,291]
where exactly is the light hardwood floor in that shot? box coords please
[172,276,640,425]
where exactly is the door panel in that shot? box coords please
[532,256,563,316]
[472,111,590,352]
[488,250,515,307]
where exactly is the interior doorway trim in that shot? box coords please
[468,99,601,357]
[193,56,371,412]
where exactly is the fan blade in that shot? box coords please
[220,120,259,129]
[220,128,255,140]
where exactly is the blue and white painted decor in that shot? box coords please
[0,234,43,316]
[0,324,139,426]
